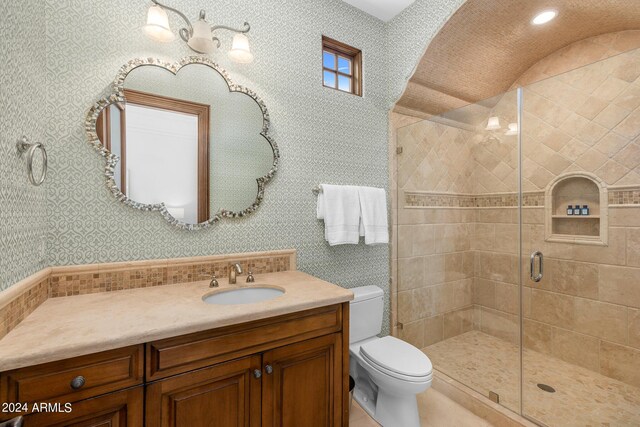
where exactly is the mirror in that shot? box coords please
[88,57,278,229]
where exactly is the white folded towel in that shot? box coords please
[357,186,389,245]
[317,184,361,245]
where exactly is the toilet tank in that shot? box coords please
[349,285,384,344]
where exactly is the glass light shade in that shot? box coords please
[485,116,501,131]
[505,122,519,136]
[228,33,254,63]
[187,18,215,54]
[144,5,175,42]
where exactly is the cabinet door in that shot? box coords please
[145,355,261,427]
[22,386,143,427]
[262,334,343,427]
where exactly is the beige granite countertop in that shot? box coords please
[0,271,353,371]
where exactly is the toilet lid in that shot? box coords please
[359,336,433,379]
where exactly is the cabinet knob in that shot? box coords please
[70,375,85,389]
[253,369,262,379]
[265,364,273,374]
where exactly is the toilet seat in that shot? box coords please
[359,336,432,382]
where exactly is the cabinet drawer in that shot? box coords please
[22,386,143,426]
[0,345,143,407]
[147,304,343,380]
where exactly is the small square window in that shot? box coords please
[322,36,362,96]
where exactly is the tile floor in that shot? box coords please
[349,388,491,426]
[424,330,640,427]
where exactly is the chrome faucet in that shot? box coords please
[229,263,243,284]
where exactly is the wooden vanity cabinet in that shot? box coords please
[145,355,262,427]
[145,304,348,427]
[0,303,349,427]
[262,333,342,427]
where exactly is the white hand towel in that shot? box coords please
[357,186,389,245]
[317,189,325,220]
[317,184,361,245]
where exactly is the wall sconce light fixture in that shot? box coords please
[144,0,254,63]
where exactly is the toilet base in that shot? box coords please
[353,385,421,427]
[375,389,421,427]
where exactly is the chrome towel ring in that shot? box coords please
[16,136,48,186]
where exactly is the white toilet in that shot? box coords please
[349,285,433,427]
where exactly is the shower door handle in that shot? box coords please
[530,251,543,283]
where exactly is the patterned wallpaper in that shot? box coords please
[2,0,464,334]
[386,0,466,106]
[0,0,48,290]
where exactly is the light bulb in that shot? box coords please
[532,10,557,25]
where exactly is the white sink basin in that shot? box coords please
[202,286,285,305]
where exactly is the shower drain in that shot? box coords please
[537,383,556,393]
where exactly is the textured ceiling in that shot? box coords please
[395,0,640,117]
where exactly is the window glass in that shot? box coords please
[323,51,336,70]
[323,70,336,88]
[338,56,351,74]
[338,75,351,92]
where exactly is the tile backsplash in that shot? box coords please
[0,272,49,339]
[50,251,294,297]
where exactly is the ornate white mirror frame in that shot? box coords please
[85,57,279,230]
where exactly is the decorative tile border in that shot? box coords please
[0,250,296,337]
[405,193,475,208]
[609,187,640,205]
[407,186,640,209]
[405,191,545,208]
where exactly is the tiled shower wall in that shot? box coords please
[395,36,640,388]
[0,1,48,290]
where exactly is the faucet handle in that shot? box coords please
[246,271,255,283]
[200,273,219,288]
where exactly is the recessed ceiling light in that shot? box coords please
[532,9,558,25]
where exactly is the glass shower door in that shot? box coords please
[395,89,522,415]
[520,49,640,426]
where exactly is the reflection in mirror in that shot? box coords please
[93,59,277,227]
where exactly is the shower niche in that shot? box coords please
[545,172,608,245]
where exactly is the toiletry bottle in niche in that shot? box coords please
[582,205,589,215]
[567,205,573,215]
[573,205,581,215]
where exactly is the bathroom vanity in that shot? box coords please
[0,270,352,427]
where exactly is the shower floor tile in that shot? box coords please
[424,330,640,426]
